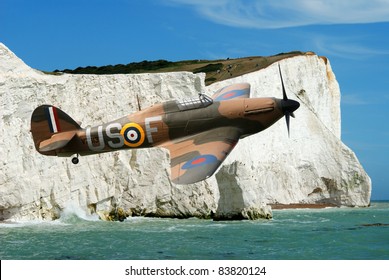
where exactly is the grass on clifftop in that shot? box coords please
[53,51,309,85]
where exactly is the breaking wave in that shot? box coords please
[59,201,100,223]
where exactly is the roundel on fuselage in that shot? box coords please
[120,123,145,147]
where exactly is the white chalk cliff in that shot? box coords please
[0,43,371,221]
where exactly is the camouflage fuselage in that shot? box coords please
[53,97,283,157]
[31,79,300,184]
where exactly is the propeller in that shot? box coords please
[278,64,300,137]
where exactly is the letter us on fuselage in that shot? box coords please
[84,115,164,153]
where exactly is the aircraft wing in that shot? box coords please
[212,83,250,101]
[163,126,242,184]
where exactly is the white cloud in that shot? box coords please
[341,94,370,105]
[312,34,389,59]
[168,0,389,28]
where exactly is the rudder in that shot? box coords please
[30,105,82,155]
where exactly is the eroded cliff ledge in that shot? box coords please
[0,43,371,221]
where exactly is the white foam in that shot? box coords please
[60,201,100,222]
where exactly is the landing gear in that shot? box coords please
[71,154,79,165]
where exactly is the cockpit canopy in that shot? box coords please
[176,94,213,111]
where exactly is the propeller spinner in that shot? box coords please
[278,64,300,136]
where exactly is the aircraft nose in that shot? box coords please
[281,99,300,115]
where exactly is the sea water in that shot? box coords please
[1,202,388,260]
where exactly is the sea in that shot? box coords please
[1,201,389,260]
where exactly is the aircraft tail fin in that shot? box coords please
[30,105,82,155]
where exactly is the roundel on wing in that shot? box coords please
[120,122,145,147]
[182,154,218,170]
[214,89,249,101]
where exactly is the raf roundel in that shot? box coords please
[120,123,145,147]
[181,154,218,170]
[214,88,250,101]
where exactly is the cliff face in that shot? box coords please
[209,56,370,216]
[0,43,371,221]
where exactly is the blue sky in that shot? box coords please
[1,0,388,200]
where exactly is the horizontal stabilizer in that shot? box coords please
[39,131,76,152]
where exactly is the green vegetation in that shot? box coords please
[55,60,175,75]
[193,63,223,74]
[53,51,309,85]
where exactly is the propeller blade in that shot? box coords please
[279,63,300,137]
[279,64,287,101]
[285,112,290,137]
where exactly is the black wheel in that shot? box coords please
[71,157,79,164]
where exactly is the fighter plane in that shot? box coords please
[30,65,300,184]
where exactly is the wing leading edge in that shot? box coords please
[163,126,242,184]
